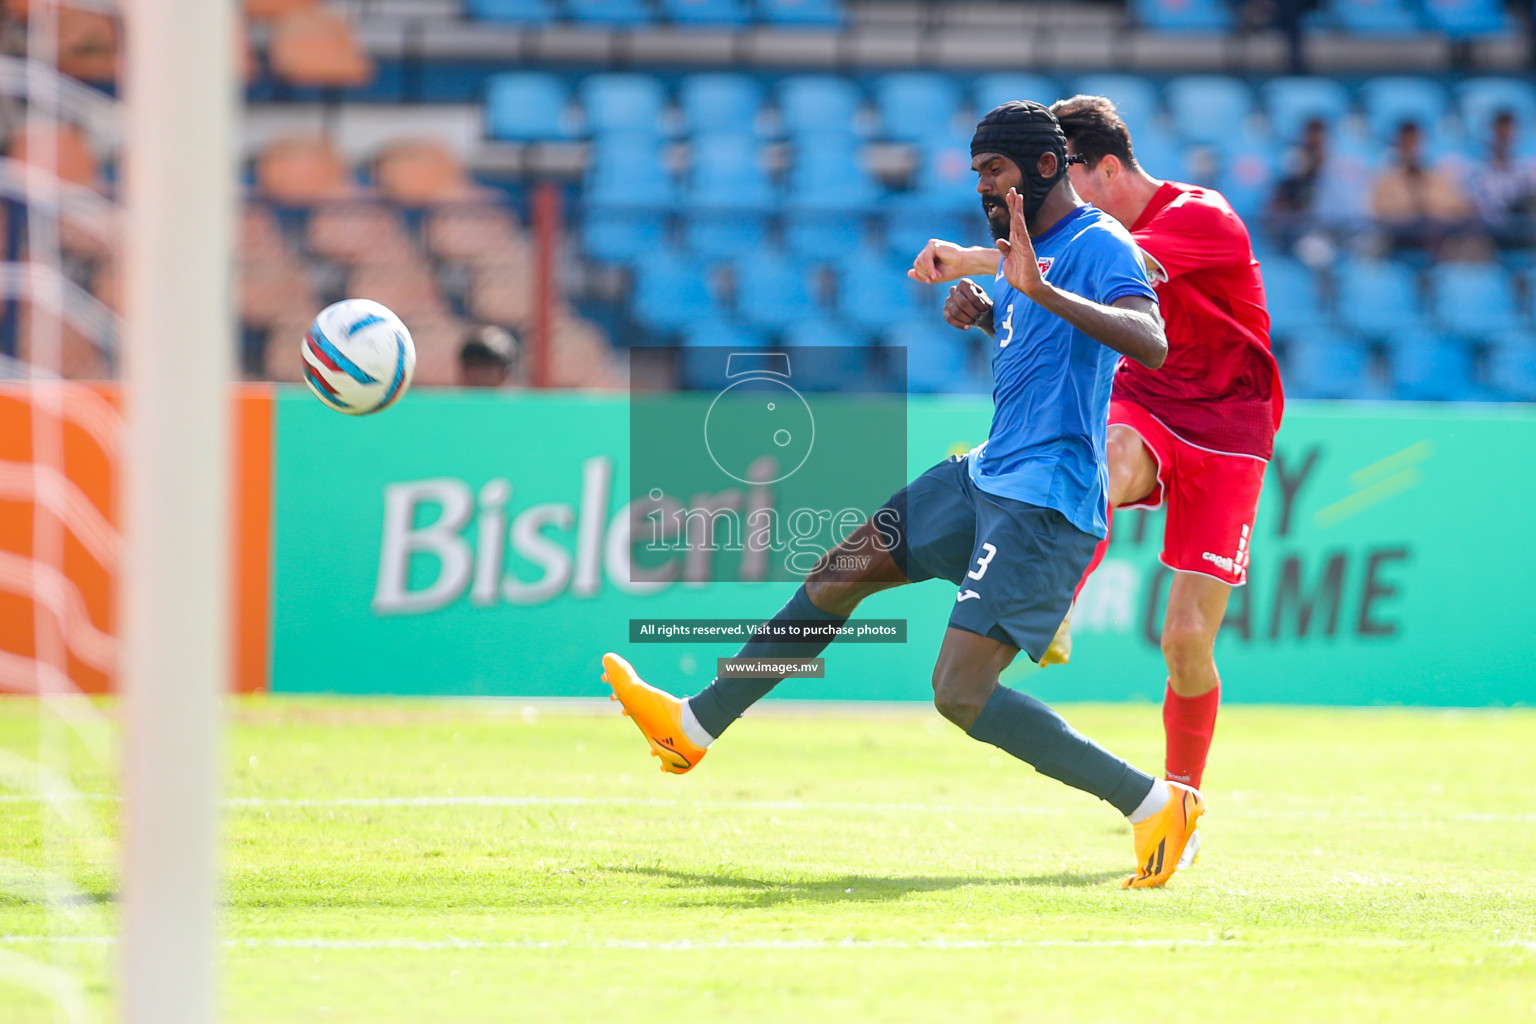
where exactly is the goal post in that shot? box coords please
[119,0,236,1020]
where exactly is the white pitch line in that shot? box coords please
[2,792,1535,823]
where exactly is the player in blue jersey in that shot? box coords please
[603,102,1204,888]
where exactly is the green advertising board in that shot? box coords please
[272,390,1536,706]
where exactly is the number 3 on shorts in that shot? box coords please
[967,542,997,580]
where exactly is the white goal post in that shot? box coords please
[120,0,235,1021]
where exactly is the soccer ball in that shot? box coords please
[301,299,416,415]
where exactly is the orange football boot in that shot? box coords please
[1122,781,1205,889]
[602,653,707,774]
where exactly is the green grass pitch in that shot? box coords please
[2,697,1535,1022]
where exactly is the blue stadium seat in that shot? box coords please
[1386,330,1478,401]
[758,0,843,27]
[884,211,986,262]
[679,320,769,390]
[886,320,973,394]
[661,0,750,26]
[680,74,765,136]
[785,136,880,212]
[467,0,556,23]
[1071,75,1160,136]
[633,250,718,332]
[1457,78,1536,147]
[581,209,668,264]
[485,73,576,141]
[1215,134,1278,218]
[972,74,1059,118]
[1485,331,1536,400]
[1433,262,1523,338]
[835,248,922,334]
[567,0,653,25]
[1131,0,1232,32]
[685,212,768,261]
[1124,122,1185,179]
[1323,0,1422,35]
[687,133,775,210]
[874,73,962,143]
[586,132,676,209]
[1422,0,1509,37]
[1263,77,1354,142]
[1285,330,1373,400]
[1165,76,1253,149]
[784,210,868,258]
[736,252,818,330]
[1262,257,1328,339]
[899,133,980,214]
[777,76,863,139]
[1337,260,1424,337]
[781,319,868,390]
[1361,76,1449,143]
[580,74,668,138]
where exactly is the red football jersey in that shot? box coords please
[1115,181,1283,460]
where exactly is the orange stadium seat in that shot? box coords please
[57,9,117,84]
[261,316,313,382]
[306,202,415,265]
[468,260,533,327]
[268,7,373,89]
[347,261,448,320]
[244,0,317,20]
[374,141,483,206]
[240,259,315,328]
[15,302,112,381]
[425,204,527,265]
[255,137,354,204]
[404,316,470,387]
[10,123,102,192]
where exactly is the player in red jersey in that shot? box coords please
[1042,95,1282,804]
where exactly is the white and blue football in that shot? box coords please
[301,299,416,415]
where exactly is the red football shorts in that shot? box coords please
[1109,398,1267,587]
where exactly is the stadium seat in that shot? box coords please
[1386,330,1478,401]
[633,250,718,332]
[1071,75,1160,136]
[780,319,868,390]
[466,0,556,23]
[1421,0,1509,37]
[1432,262,1523,338]
[784,210,867,258]
[582,209,669,264]
[1485,331,1536,401]
[467,261,533,325]
[873,73,962,143]
[898,133,981,214]
[373,141,481,205]
[567,0,653,26]
[351,261,449,321]
[777,76,864,139]
[680,74,765,136]
[1263,77,1354,142]
[785,136,880,212]
[884,211,984,262]
[580,74,669,138]
[586,132,676,210]
[307,203,416,265]
[679,320,769,390]
[661,0,750,25]
[1123,122,1185,180]
[57,8,116,84]
[1216,135,1278,220]
[1457,78,1536,147]
[735,251,818,330]
[758,0,844,27]
[245,0,316,20]
[1361,76,1449,143]
[426,204,526,265]
[834,248,923,334]
[254,137,353,204]
[1262,257,1328,339]
[11,123,101,191]
[687,132,775,210]
[1323,0,1422,35]
[973,74,1059,118]
[1336,259,1425,337]
[1284,330,1373,400]
[886,320,973,394]
[268,7,373,89]
[1165,76,1253,149]
[685,211,769,261]
[1130,0,1232,32]
[485,73,576,141]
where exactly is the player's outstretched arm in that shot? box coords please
[995,188,1167,369]
[908,238,1000,284]
[944,279,995,337]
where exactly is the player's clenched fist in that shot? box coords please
[944,279,994,335]
[908,238,973,284]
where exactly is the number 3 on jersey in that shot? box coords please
[966,542,997,580]
[997,302,1016,348]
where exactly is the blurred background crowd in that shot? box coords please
[2,0,1536,400]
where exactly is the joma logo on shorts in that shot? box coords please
[1202,551,1236,572]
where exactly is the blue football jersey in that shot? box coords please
[967,203,1158,538]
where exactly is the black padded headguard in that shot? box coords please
[971,100,1073,223]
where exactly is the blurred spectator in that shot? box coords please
[1469,110,1536,250]
[1371,121,1484,258]
[458,324,518,387]
[1265,117,1369,258]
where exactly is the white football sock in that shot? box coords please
[1127,777,1171,824]
[679,698,715,749]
